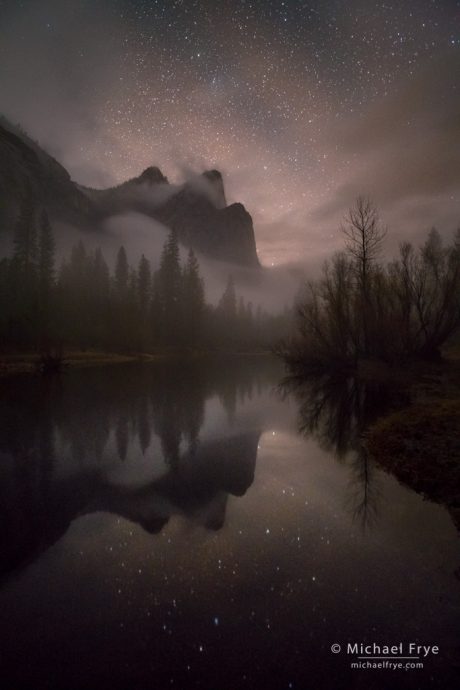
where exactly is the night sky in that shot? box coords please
[0,0,459,266]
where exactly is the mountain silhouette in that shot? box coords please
[0,116,259,267]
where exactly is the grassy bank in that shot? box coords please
[0,348,273,378]
[365,350,460,525]
[0,351,171,377]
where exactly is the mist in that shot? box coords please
[1,5,459,689]
[52,210,302,312]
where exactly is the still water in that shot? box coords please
[0,356,458,690]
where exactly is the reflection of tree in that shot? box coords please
[0,357,277,472]
[283,374,402,458]
[149,363,206,468]
[346,448,381,530]
[137,398,151,455]
[220,382,237,425]
[281,373,406,530]
[0,378,67,575]
[295,375,359,457]
[152,401,181,468]
[116,415,129,461]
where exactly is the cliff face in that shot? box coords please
[0,122,94,230]
[0,119,260,268]
[152,174,259,266]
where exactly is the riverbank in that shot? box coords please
[365,350,460,528]
[0,351,172,378]
[0,348,272,378]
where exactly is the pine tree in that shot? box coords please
[182,247,205,344]
[219,275,237,320]
[38,210,55,300]
[156,230,182,342]
[13,185,37,273]
[0,257,11,344]
[68,241,88,284]
[57,241,90,348]
[91,248,111,347]
[159,230,181,304]
[134,254,152,350]
[115,246,129,296]
[454,227,460,253]
[92,248,110,299]
[150,271,162,345]
[36,210,56,349]
[214,275,238,347]
[111,246,131,350]
[10,187,39,347]
[137,254,152,314]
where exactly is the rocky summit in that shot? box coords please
[0,118,260,268]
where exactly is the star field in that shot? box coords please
[0,0,459,265]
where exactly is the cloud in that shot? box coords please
[312,50,460,248]
[1,0,458,271]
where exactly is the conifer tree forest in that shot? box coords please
[0,199,291,354]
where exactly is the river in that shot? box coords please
[0,356,458,689]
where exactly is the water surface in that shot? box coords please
[0,357,458,689]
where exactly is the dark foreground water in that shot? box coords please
[0,356,458,690]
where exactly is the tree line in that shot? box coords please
[0,194,291,353]
[278,197,460,372]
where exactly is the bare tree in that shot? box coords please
[342,196,387,285]
[280,202,459,371]
[341,197,387,354]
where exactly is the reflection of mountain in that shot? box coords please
[0,357,277,578]
[90,432,260,534]
[0,431,259,577]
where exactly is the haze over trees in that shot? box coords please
[279,197,460,373]
[0,199,290,354]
